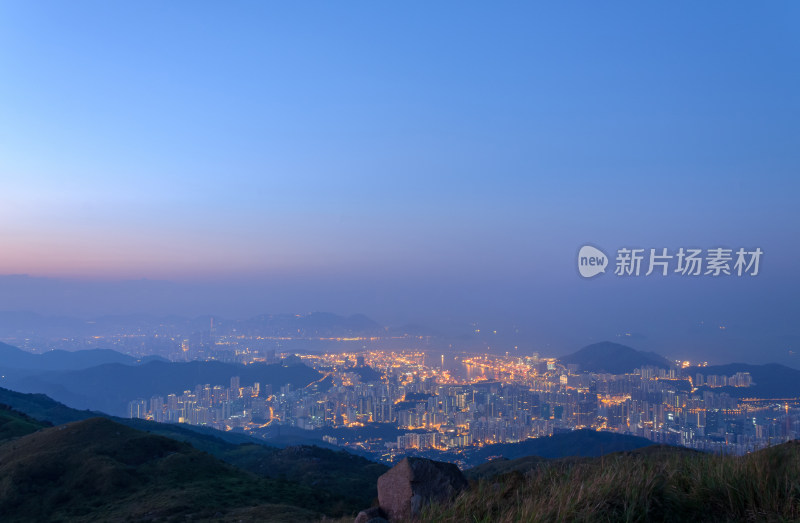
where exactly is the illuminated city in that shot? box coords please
[121,335,794,467]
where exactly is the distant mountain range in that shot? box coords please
[0,341,144,371]
[4,338,800,418]
[560,341,673,374]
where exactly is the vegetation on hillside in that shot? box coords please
[5,388,800,523]
[0,416,346,522]
[422,443,800,522]
[0,388,388,513]
[0,404,51,443]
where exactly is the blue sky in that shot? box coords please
[0,2,798,362]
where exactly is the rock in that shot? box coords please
[354,506,389,523]
[377,457,468,520]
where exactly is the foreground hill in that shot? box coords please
[0,387,99,425]
[0,416,335,522]
[560,341,672,374]
[0,404,51,443]
[425,441,800,522]
[0,387,387,513]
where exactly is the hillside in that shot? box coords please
[461,429,654,467]
[0,417,338,522]
[0,385,268,447]
[0,342,137,373]
[560,341,672,374]
[0,387,99,425]
[8,359,324,415]
[0,404,51,443]
[465,443,699,480]
[0,387,386,512]
[424,441,800,522]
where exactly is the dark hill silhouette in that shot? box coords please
[0,342,137,372]
[0,387,97,425]
[560,341,672,374]
[8,360,322,415]
[462,429,654,467]
[0,387,386,512]
[0,404,51,443]
[0,417,328,521]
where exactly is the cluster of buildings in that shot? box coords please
[127,375,275,428]
[127,349,800,462]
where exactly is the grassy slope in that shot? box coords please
[0,417,332,522]
[0,387,388,513]
[0,404,51,443]
[223,443,387,508]
[0,387,97,425]
[465,444,699,480]
[424,442,800,522]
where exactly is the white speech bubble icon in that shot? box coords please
[578,245,608,278]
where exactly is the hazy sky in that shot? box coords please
[0,2,798,363]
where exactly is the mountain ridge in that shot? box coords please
[0,342,138,372]
[7,359,324,415]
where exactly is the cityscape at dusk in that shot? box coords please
[0,2,799,522]
[128,345,788,466]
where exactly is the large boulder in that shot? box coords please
[354,506,389,523]
[377,457,468,520]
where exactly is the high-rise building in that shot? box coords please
[230,376,241,397]
[128,399,148,419]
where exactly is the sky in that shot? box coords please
[0,2,798,363]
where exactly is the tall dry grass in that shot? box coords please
[420,442,800,522]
